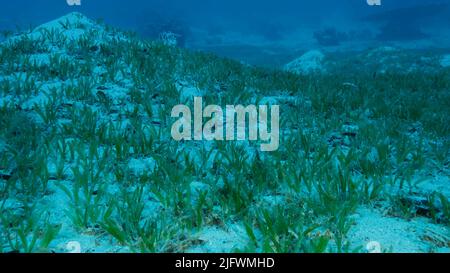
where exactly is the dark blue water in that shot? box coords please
[1,1,448,36]
[1,0,449,64]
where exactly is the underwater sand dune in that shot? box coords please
[0,12,449,253]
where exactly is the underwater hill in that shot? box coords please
[0,12,449,253]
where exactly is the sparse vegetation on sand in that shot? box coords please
[0,13,449,253]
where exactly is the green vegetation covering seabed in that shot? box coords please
[0,12,449,253]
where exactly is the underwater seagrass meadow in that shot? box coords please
[0,2,450,254]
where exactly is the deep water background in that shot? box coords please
[1,0,450,65]
[1,0,449,36]
[0,1,450,254]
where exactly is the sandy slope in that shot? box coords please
[1,12,449,253]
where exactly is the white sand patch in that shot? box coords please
[128,157,156,176]
[35,181,129,253]
[440,54,450,67]
[348,207,450,253]
[179,86,204,103]
[14,12,107,45]
[258,94,298,106]
[284,50,325,75]
[415,175,450,197]
[188,224,250,252]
